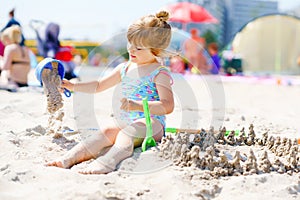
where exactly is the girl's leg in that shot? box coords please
[79,118,164,174]
[46,125,121,168]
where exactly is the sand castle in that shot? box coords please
[41,61,64,138]
[158,124,300,178]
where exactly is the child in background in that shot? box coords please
[208,42,221,74]
[46,11,174,174]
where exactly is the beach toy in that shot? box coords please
[165,128,241,136]
[165,127,201,134]
[141,97,156,152]
[35,58,71,97]
[225,130,240,136]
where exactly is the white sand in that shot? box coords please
[0,68,299,200]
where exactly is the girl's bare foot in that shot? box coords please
[79,143,133,175]
[46,159,70,168]
[78,159,115,174]
[46,160,65,168]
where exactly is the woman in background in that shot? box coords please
[0,25,30,87]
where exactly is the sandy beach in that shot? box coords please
[0,67,299,200]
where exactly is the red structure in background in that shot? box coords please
[165,2,218,29]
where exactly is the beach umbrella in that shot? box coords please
[164,2,218,30]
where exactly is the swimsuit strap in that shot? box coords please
[121,63,173,85]
[120,61,131,79]
[151,66,174,85]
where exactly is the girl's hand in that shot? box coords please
[120,98,141,111]
[62,79,74,91]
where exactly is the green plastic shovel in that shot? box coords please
[165,127,201,134]
[141,97,157,152]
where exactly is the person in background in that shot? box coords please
[1,8,25,46]
[183,28,208,74]
[0,25,30,87]
[207,42,221,74]
[169,55,185,74]
[0,41,4,76]
[0,41,5,56]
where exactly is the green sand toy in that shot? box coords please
[141,97,157,152]
[165,127,201,134]
[165,127,240,136]
[225,130,240,136]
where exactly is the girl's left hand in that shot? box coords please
[120,98,140,111]
[62,79,74,91]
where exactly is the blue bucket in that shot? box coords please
[35,58,71,97]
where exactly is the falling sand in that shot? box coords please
[41,61,64,138]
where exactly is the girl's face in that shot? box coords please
[127,43,157,65]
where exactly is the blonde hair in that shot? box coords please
[1,25,22,44]
[127,10,172,57]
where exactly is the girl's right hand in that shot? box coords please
[62,79,74,91]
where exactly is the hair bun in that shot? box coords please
[156,10,169,22]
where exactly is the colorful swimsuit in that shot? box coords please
[120,62,173,128]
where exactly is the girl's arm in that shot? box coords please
[120,72,174,115]
[148,72,174,115]
[62,63,123,93]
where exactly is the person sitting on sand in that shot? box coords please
[46,10,175,174]
[0,25,30,87]
[1,8,26,46]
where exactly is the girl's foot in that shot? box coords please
[78,159,115,174]
[46,157,73,169]
[79,144,133,175]
[46,160,65,168]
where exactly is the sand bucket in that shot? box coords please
[35,57,71,97]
